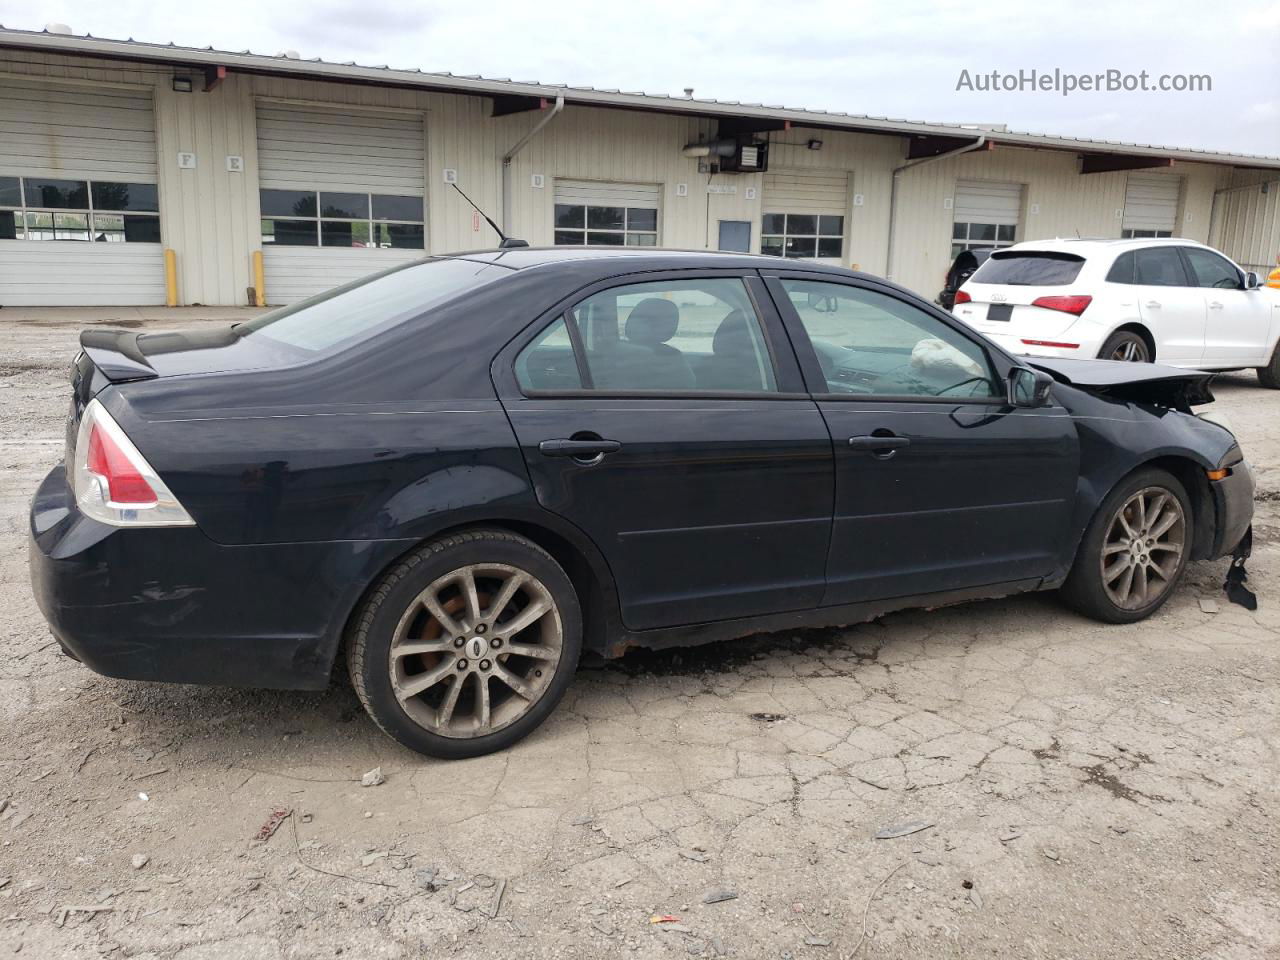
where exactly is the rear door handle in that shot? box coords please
[848,435,911,458]
[538,438,621,459]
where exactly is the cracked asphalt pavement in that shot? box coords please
[1,310,1278,959]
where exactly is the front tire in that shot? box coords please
[1058,468,1191,623]
[1257,342,1280,389]
[346,529,582,759]
[1098,330,1152,363]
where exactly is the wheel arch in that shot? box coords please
[330,512,621,680]
[1067,454,1215,575]
[1102,323,1157,361]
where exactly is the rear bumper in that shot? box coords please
[28,464,409,690]
[980,329,1106,361]
[1208,459,1254,559]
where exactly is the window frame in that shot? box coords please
[760,213,845,260]
[950,221,1017,260]
[761,269,1022,406]
[552,202,660,247]
[259,188,426,250]
[495,270,809,401]
[0,175,160,243]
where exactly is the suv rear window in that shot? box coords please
[969,251,1085,286]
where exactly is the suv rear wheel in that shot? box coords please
[1098,330,1152,363]
[1059,468,1191,623]
[346,529,582,759]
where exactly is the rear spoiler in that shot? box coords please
[79,329,158,383]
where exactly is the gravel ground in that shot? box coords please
[1,309,1278,959]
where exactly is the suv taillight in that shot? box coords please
[72,399,194,527]
[1031,295,1092,315]
[954,290,972,305]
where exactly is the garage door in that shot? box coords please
[552,180,660,246]
[257,101,426,304]
[1122,174,1181,238]
[952,180,1021,258]
[0,78,164,306]
[761,170,849,263]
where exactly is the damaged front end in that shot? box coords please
[1026,357,1215,412]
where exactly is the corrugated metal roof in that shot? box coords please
[3,25,1278,170]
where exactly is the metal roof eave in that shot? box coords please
[3,28,1279,171]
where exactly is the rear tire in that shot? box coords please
[1098,330,1152,363]
[1257,343,1280,389]
[1058,468,1191,624]
[346,529,582,759]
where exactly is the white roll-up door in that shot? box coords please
[952,180,1022,255]
[257,101,426,304]
[1122,174,1181,237]
[953,180,1022,225]
[761,169,849,263]
[551,180,661,246]
[0,78,163,306]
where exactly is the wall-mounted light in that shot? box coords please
[807,139,823,151]
[172,77,193,93]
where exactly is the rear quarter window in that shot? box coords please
[969,252,1086,286]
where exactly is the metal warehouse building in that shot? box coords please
[1,25,1278,308]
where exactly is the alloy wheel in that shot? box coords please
[388,563,563,738]
[1099,486,1186,610]
[1109,338,1150,362]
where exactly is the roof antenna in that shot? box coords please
[450,183,528,248]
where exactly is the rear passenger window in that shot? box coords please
[518,277,778,394]
[1133,247,1188,286]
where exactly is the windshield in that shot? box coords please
[239,257,512,353]
[970,251,1085,286]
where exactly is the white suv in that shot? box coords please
[953,238,1280,386]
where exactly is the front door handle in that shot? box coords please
[1209,301,1224,310]
[848,435,911,458]
[539,438,622,459]
[1144,300,1162,308]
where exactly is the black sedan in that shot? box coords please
[29,249,1254,758]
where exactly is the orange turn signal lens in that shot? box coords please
[1206,468,1230,481]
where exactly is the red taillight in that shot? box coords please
[954,290,972,305]
[1021,339,1080,349]
[86,422,157,504]
[1031,295,1092,316]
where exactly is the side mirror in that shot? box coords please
[1008,367,1055,408]
[1244,271,1260,290]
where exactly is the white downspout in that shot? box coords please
[885,135,987,282]
[502,95,565,236]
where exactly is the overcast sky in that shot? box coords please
[4,0,1277,156]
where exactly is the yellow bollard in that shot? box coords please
[252,250,266,307]
[163,249,178,307]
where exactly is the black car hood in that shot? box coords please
[1027,357,1215,411]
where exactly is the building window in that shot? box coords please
[760,213,844,259]
[951,222,1015,259]
[259,189,425,249]
[0,175,160,242]
[1121,229,1172,239]
[553,204,658,246]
